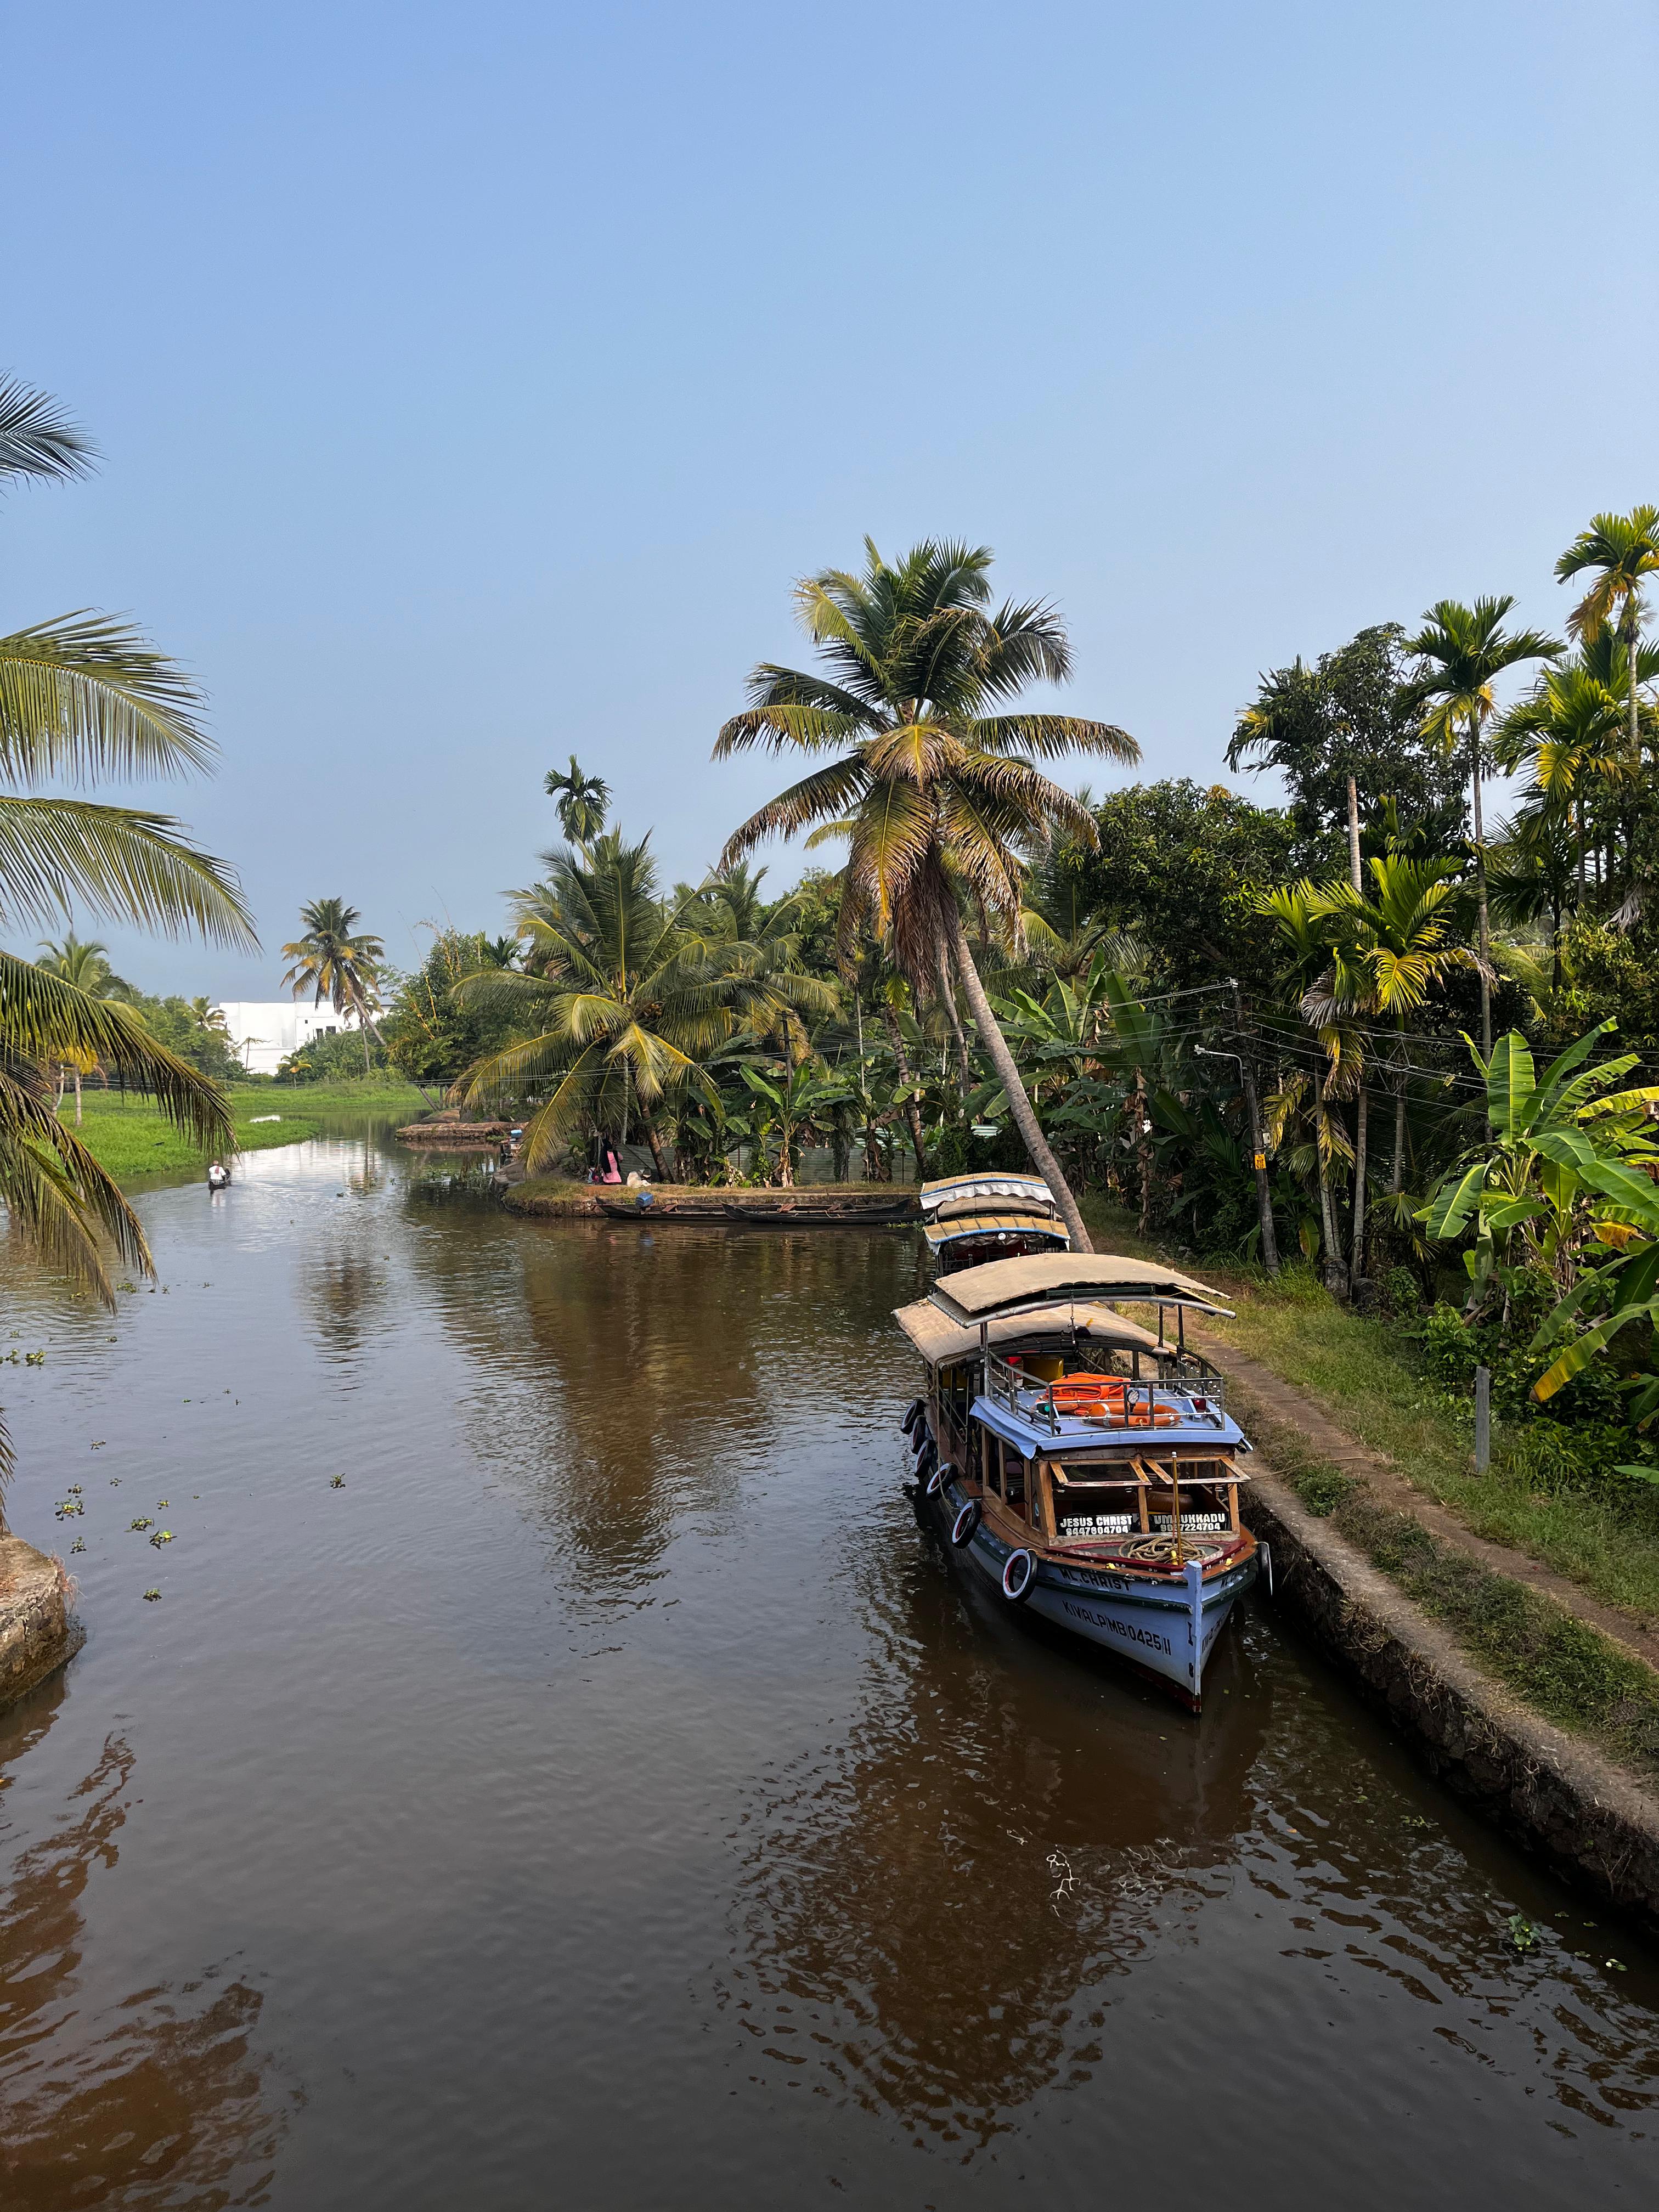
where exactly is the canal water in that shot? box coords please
[0,1128,1655,2208]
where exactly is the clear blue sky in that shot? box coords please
[7,1,1656,998]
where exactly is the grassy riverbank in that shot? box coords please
[60,1079,426,1178]
[1081,1194,1659,1627]
[1078,1194,1659,1778]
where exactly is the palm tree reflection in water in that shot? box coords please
[0,1689,288,2206]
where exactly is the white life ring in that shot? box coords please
[1001,1549,1037,1603]
[950,1499,981,1548]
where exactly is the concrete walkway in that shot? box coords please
[1192,1324,1659,1678]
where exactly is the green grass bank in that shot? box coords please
[1080,1194,1659,1784]
[61,1080,426,1179]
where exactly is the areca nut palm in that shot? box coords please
[281,898,387,1075]
[458,830,836,1178]
[544,755,611,849]
[1556,507,1659,785]
[1405,598,1560,1054]
[1251,881,1359,1294]
[1308,854,1481,1274]
[714,537,1141,1253]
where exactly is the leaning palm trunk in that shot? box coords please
[879,1005,929,1177]
[943,905,1092,1253]
[934,949,972,1098]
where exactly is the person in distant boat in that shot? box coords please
[207,1161,230,1191]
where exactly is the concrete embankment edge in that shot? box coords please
[0,1536,82,1713]
[1242,1465,1659,1933]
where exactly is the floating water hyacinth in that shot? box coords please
[1507,1914,1538,1953]
[142,1588,160,1601]
[70,1538,84,1554]
[330,1475,345,1488]
[129,1516,153,1532]
[149,1530,173,1548]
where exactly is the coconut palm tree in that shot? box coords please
[544,755,611,849]
[458,830,836,1179]
[1405,599,1560,1054]
[714,538,1139,1251]
[281,898,388,1076]
[0,375,255,1490]
[35,934,128,1119]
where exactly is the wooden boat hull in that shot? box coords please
[723,1202,915,1227]
[923,1464,1256,1711]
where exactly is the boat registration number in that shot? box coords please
[1152,1513,1228,1533]
[1060,1513,1135,1536]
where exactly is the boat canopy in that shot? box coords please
[922,1209,1071,1251]
[930,1190,1060,1225]
[893,1296,1166,1368]
[928,1251,1233,1323]
[919,1172,1054,1217]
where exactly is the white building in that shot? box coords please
[215,1001,363,1077]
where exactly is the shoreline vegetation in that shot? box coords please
[59,1079,425,1179]
[1080,1197,1659,1786]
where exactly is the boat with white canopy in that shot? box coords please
[896,1252,1259,1709]
[918,1171,1070,1274]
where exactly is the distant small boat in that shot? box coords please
[206,1163,231,1192]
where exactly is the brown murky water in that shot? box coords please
[1,1128,1656,2208]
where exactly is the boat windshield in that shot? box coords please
[1047,1457,1240,1542]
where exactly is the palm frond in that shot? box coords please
[0,613,215,782]
[0,798,255,945]
[970,713,1140,764]
[0,954,233,1149]
[0,377,95,488]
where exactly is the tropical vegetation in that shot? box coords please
[0,373,255,1481]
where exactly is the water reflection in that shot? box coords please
[300,1245,390,1367]
[721,1523,1269,2142]
[0,1686,288,2207]
[723,1514,1659,2153]
[414,1220,923,1608]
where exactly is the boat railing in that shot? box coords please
[981,1348,1227,1433]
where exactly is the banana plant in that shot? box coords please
[1417,1022,1659,1403]
[737,1058,855,1186]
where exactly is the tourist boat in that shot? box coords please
[895,1252,1259,1709]
[919,1171,1070,1275]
